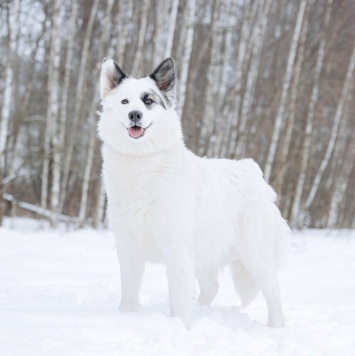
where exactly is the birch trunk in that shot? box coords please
[0,0,20,225]
[78,0,114,228]
[211,0,236,157]
[303,43,355,212]
[152,1,168,68]
[280,2,310,163]
[219,0,258,158]
[93,180,106,229]
[57,0,78,214]
[59,0,78,203]
[264,0,307,183]
[198,0,222,156]
[48,0,63,227]
[327,141,355,228]
[116,0,133,61]
[164,0,179,58]
[60,0,99,213]
[177,0,196,117]
[290,0,332,226]
[132,0,151,76]
[234,0,272,158]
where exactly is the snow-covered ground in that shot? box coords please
[1,218,355,356]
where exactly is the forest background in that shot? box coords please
[0,0,354,229]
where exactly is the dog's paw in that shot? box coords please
[119,301,138,312]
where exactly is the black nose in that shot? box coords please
[128,110,143,124]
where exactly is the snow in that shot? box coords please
[1,219,355,355]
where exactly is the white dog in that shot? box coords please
[98,58,290,327]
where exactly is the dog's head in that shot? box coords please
[98,58,182,156]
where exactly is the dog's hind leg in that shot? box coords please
[196,266,219,307]
[238,203,285,327]
[259,271,284,327]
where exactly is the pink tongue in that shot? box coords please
[128,126,144,138]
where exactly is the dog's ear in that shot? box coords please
[100,58,128,98]
[149,58,176,106]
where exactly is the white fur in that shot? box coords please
[98,59,290,327]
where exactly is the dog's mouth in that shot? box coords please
[127,123,152,139]
[128,125,144,138]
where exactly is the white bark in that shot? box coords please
[218,0,235,109]
[177,0,196,117]
[152,1,168,68]
[164,0,179,58]
[48,0,63,226]
[0,0,20,181]
[290,0,332,226]
[234,0,272,158]
[78,115,97,228]
[41,0,63,211]
[132,0,151,76]
[219,0,258,158]
[93,179,106,228]
[116,0,134,61]
[198,0,223,156]
[211,0,237,157]
[264,1,307,182]
[281,2,310,162]
[0,0,19,224]
[327,141,355,228]
[304,43,355,211]
[58,0,78,212]
[60,0,99,213]
[78,0,114,227]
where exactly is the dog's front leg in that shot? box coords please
[160,237,194,326]
[116,238,145,312]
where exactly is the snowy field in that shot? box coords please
[1,218,355,356]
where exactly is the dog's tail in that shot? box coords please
[272,203,291,270]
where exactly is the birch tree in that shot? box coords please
[115,0,134,61]
[327,140,355,228]
[164,0,179,58]
[47,0,63,226]
[290,0,332,226]
[57,0,78,213]
[131,0,151,76]
[78,0,115,228]
[60,0,99,212]
[303,43,355,214]
[177,0,196,117]
[264,0,307,182]
[234,0,273,158]
[280,2,310,163]
[219,0,258,158]
[0,0,20,225]
[198,0,223,156]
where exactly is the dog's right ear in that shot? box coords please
[100,58,128,98]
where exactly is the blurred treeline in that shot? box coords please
[0,0,354,229]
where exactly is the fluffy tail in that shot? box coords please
[230,260,260,308]
[273,204,291,269]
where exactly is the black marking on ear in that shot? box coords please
[149,58,176,107]
[112,61,128,86]
[101,58,128,97]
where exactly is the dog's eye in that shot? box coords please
[145,99,153,105]
[121,99,129,105]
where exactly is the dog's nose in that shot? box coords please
[128,110,143,124]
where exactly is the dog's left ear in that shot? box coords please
[149,58,176,106]
[100,58,128,98]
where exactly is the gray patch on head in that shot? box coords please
[141,90,166,110]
